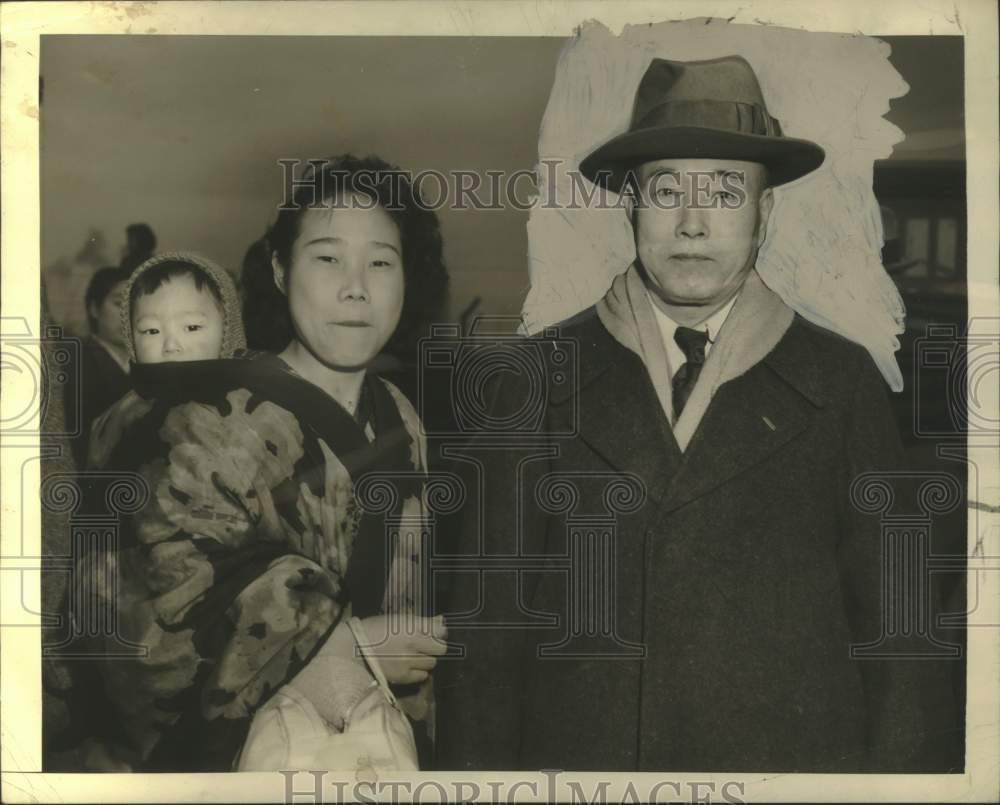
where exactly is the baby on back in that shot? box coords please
[86,252,246,471]
[125,252,245,364]
[63,252,247,771]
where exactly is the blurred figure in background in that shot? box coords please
[43,229,113,335]
[120,223,157,272]
[66,265,132,465]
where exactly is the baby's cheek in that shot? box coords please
[135,337,160,363]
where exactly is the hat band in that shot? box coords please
[633,99,783,137]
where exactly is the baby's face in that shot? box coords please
[132,274,224,363]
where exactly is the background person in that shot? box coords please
[65,265,132,465]
[119,222,157,272]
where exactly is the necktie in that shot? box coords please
[672,326,709,419]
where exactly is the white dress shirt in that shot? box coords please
[649,292,738,395]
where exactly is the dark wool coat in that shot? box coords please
[435,308,958,773]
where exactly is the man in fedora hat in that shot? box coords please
[437,56,955,772]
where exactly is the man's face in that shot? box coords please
[633,158,773,311]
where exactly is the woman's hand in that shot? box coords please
[358,614,448,686]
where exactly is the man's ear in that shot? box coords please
[756,187,775,249]
[624,192,636,226]
[622,174,642,227]
[271,253,287,295]
[622,182,642,238]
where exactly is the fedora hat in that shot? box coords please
[580,55,825,192]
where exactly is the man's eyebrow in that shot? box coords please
[647,168,744,180]
[646,168,679,181]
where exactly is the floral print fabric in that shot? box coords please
[58,356,428,770]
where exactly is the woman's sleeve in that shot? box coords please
[103,390,350,769]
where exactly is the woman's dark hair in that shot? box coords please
[84,265,132,333]
[129,260,223,315]
[249,154,449,358]
[240,236,290,351]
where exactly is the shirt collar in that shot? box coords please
[648,292,739,347]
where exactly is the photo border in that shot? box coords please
[2,1,997,802]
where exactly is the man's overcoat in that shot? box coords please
[436,309,956,772]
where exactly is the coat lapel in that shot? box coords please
[549,315,827,513]
[662,320,828,514]
[549,316,682,505]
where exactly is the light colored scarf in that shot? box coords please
[597,264,795,451]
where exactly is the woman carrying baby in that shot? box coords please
[62,155,449,772]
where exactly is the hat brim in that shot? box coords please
[579,126,825,192]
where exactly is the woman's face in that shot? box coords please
[274,197,404,371]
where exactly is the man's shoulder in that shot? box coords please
[784,315,878,368]
[485,307,633,416]
[528,305,623,356]
[531,306,639,390]
[788,315,868,350]
[766,315,889,407]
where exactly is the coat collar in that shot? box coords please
[549,309,681,505]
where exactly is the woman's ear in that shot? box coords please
[271,253,287,295]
